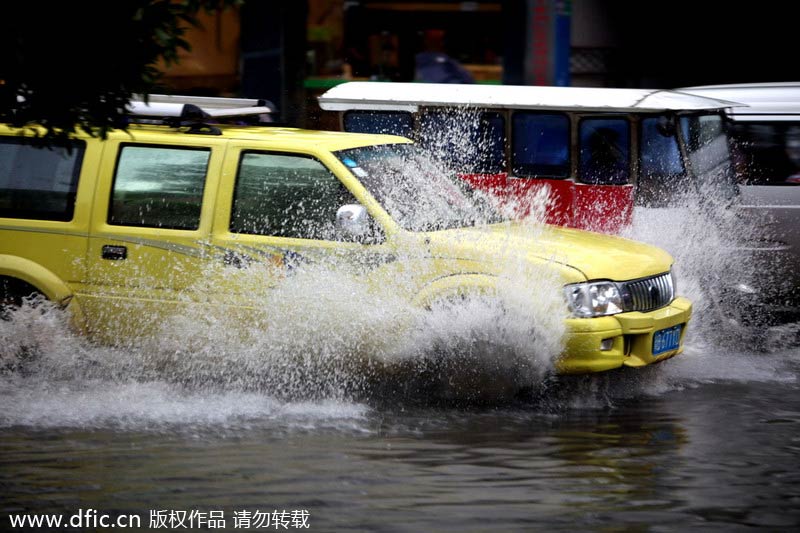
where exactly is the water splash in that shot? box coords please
[623,196,793,350]
[1,264,797,427]
[0,242,569,425]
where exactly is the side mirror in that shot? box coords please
[336,204,372,240]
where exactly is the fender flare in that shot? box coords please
[0,254,74,306]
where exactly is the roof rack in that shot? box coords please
[127,94,277,133]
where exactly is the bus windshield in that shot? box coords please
[637,115,686,205]
[681,113,738,202]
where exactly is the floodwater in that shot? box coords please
[2,206,800,532]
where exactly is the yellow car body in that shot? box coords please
[0,123,691,374]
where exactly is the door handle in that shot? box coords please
[101,245,127,260]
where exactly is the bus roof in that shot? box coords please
[319,82,741,113]
[680,83,800,121]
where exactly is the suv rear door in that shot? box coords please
[0,129,98,304]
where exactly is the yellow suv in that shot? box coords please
[0,96,691,374]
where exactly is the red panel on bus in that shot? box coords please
[460,174,631,233]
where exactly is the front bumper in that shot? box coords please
[556,296,692,374]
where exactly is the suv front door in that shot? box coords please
[210,144,389,308]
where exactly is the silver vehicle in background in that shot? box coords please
[682,83,800,330]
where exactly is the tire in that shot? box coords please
[422,293,535,404]
[0,277,43,319]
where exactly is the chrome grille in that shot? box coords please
[621,272,674,312]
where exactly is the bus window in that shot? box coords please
[343,111,413,137]
[418,110,505,173]
[579,118,630,185]
[511,113,569,178]
[477,112,506,174]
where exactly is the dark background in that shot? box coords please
[604,0,797,87]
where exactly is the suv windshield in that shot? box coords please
[335,143,504,231]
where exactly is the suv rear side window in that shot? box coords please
[109,145,210,230]
[0,138,85,221]
[230,152,357,240]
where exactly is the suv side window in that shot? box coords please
[0,138,85,221]
[108,145,210,230]
[230,152,358,241]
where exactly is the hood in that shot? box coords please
[424,222,674,282]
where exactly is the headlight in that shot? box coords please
[564,281,625,318]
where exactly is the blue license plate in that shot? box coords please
[653,325,682,355]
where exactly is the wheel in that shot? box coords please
[0,277,43,319]
[421,292,543,404]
